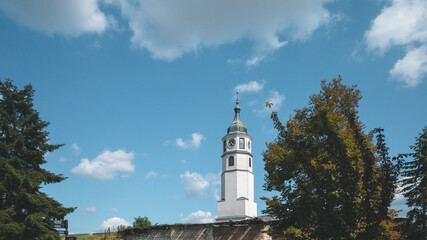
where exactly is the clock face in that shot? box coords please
[228,139,236,148]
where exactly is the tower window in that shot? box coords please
[248,141,251,150]
[249,158,252,167]
[239,138,245,149]
[223,140,226,152]
[228,156,234,166]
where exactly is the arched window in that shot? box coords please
[228,156,234,166]
[249,158,252,167]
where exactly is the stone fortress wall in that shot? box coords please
[123,217,272,240]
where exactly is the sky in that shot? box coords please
[1,0,426,234]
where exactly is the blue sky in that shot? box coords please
[1,0,426,234]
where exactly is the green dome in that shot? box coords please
[227,95,247,134]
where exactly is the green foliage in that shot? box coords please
[0,79,74,240]
[117,225,128,231]
[63,233,118,240]
[262,77,399,239]
[118,216,152,238]
[400,126,427,239]
[133,216,152,228]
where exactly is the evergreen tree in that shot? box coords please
[262,77,399,239]
[0,79,74,240]
[375,128,399,221]
[401,126,427,239]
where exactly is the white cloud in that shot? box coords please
[145,171,157,179]
[59,157,66,163]
[84,206,97,213]
[180,160,187,164]
[245,56,265,68]
[97,217,131,231]
[0,0,112,36]
[391,191,408,217]
[111,208,119,212]
[176,132,206,149]
[365,0,427,53]
[257,90,285,115]
[391,178,411,217]
[180,171,209,198]
[365,0,427,86]
[0,1,334,62]
[205,173,221,201]
[227,58,242,65]
[118,0,333,61]
[180,171,220,199]
[389,45,427,87]
[268,90,285,110]
[71,149,135,180]
[234,80,265,93]
[180,211,214,224]
[71,143,81,155]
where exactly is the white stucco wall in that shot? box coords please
[217,132,257,220]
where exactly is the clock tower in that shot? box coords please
[216,92,257,221]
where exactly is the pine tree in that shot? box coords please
[0,79,74,240]
[401,126,427,239]
[262,77,399,239]
[375,128,399,220]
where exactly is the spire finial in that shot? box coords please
[227,90,247,134]
[234,91,241,114]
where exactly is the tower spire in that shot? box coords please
[234,91,240,117]
[227,91,247,133]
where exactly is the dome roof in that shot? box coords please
[227,93,247,134]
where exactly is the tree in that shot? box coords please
[400,126,427,239]
[262,77,399,239]
[0,79,74,240]
[133,216,151,228]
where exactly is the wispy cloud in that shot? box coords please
[245,56,265,68]
[176,132,206,149]
[71,143,81,155]
[83,206,97,213]
[227,58,242,65]
[256,90,285,115]
[71,149,135,180]
[111,208,119,213]
[145,171,157,179]
[234,80,265,93]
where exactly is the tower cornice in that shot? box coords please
[222,132,252,141]
[221,150,253,158]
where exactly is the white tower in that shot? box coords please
[216,93,257,221]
